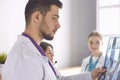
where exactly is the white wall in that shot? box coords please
[0,0,96,68]
[0,0,28,52]
[69,0,96,67]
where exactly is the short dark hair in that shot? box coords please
[25,0,63,25]
[40,41,53,52]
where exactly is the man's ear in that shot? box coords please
[32,11,42,23]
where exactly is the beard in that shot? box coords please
[41,31,54,40]
[39,16,55,40]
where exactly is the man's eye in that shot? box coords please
[52,17,57,19]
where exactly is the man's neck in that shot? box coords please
[24,29,43,45]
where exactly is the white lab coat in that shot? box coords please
[80,54,105,72]
[2,35,92,80]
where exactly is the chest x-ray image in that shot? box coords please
[99,36,120,80]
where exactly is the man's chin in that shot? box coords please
[45,36,54,40]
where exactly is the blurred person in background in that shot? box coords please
[40,41,55,63]
[80,31,105,72]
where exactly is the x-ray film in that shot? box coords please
[99,36,120,80]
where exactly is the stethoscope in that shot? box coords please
[84,63,90,71]
[84,54,102,71]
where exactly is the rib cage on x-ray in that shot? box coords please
[99,36,120,80]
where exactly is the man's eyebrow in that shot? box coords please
[53,15,59,18]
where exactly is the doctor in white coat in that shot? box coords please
[81,31,105,72]
[2,0,106,80]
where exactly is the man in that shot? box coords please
[2,0,106,80]
[40,41,54,63]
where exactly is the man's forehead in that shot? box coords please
[47,5,59,16]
